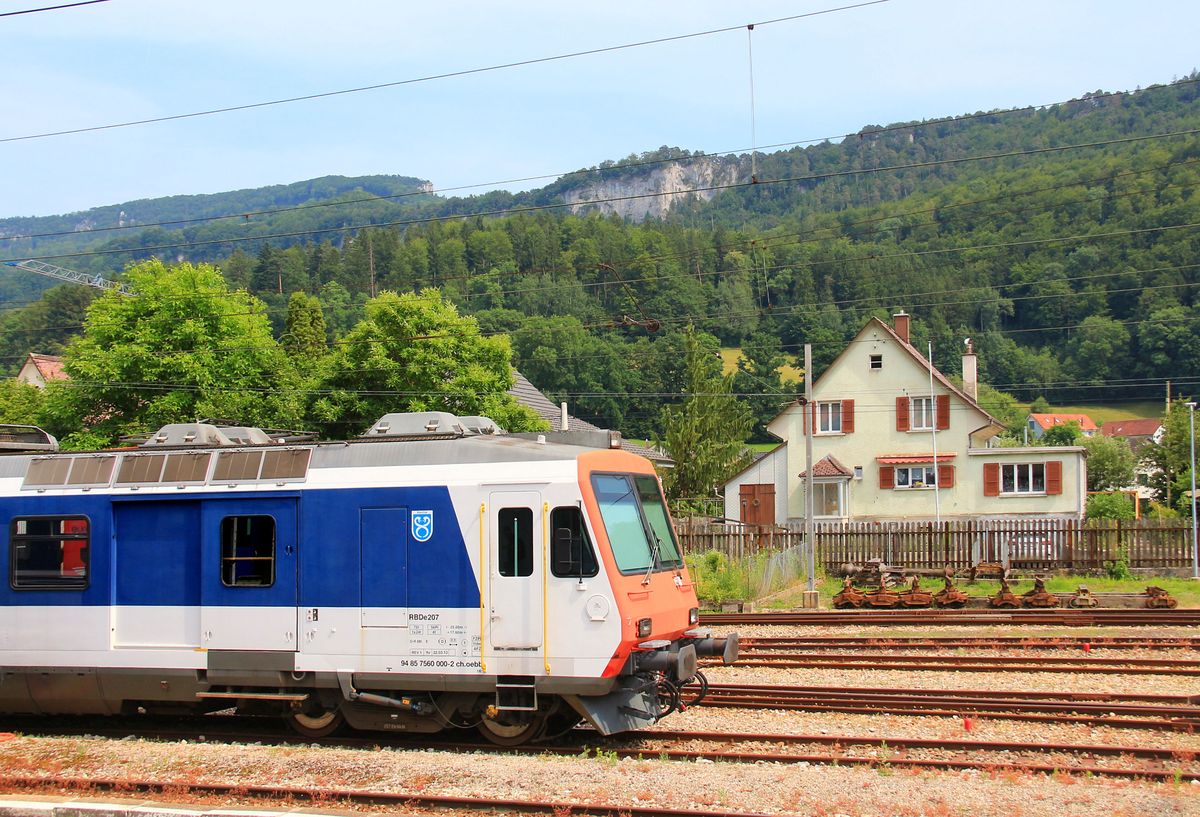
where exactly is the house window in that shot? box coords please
[817,401,842,433]
[813,482,844,516]
[895,466,937,489]
[910,396,935,430]
[220,515,275,587]
[1001,463,1046,495]
[10,516,89,589]
[869,354,882,370]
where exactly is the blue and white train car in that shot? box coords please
[0,414,736,744]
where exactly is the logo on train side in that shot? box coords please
[411,510,434,542]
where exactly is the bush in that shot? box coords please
[686,550,751,602]
[1086,492,1136,520]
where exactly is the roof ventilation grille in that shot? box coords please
[364,411,502,439]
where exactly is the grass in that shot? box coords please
[1018,400,1164,425]
[720,347,803,384]
[730,573,1200,609]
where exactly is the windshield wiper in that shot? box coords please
[642,532,662,586]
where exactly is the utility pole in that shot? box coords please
[803,343,819,608]
[929,341,941,524]
[1187,401,1197,580]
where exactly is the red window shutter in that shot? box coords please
[896,397,910,431]
[880,466,894,489]
[936,394,951,430]
[983,463,1000,497]
[842,400,855,433]
[1046,460,1063,495]
[937,463,954,489]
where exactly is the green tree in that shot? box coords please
[1143,400,1198,510]
[1064,316,1131,389]
[1041,421,1083,447]
[284,291,328,360]
[1086,492,1136,520]
[1082,433,1137,491]
[733,332,790,442]
[310,289,546,439]
[42,259,303,444]
[657,327,754,504]
[0,380,44,425]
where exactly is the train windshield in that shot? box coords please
[592,473,683,573]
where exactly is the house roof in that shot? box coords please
[799,454,852,478]
[768,316,1004,435]
[508,370,672,464]
[24,353,67,382]
[1030,413,1098,432]
[508,370,601,433]
[1101,418,1162,438]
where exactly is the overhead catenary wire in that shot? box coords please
[8,125,1199,264]
[0,0,109,18]
[0,1,888,144]
[5,78,1194,245]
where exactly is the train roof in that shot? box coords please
[0,414,647,491]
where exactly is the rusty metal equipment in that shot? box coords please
[897,576,934,608]
[933,576,969,608]
[1022,577,1061,608]
[832,576,866,609]
[864,577,901,608]
[989,576,1021,609]
[1069,585,1099,608]
[842,558,905,589]
[1144,586,1179,609]
[968,561,1007,583]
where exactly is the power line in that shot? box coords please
[0,1,888,144]
[5,78,1195,245]
[0,0,109,18]
[8,126,1198,264]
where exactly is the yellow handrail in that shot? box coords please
[479,502,486,675]
[543,500,551,676]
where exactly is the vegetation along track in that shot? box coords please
[699,683,1200,730]
[700,608,1200,626]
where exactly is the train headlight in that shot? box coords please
[688,607,699,625]
[637,617,653,638]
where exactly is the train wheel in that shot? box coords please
[478,713,546,746]
[286,706,344,738]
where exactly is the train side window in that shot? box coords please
[220,515,275,587]
[550,506,598,578]
[10,516,89,589]
[497,507,533,577]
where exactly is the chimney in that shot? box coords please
[962,337,978,401]
[893,311,910,343]
[560,401,569,432]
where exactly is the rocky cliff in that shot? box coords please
[561,156,743,221]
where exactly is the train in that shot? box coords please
[0,413,737,744]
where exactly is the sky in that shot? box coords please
[3,0,1199,218]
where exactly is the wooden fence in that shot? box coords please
[675,518,1196,573]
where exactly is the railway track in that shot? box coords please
[721,651,1200,674]
[701,608,1200,626]
[699,682,1200,730]
[740,635,1200,650]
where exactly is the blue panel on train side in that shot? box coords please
[0,492,113,608]
[360,508,409,610]
[113,501,200,606]
[298,486,478,609]
[0,485,479,609]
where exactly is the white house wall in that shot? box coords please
[722,446,788,524]
[760,319,1087,523]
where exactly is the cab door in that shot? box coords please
[200,497,298,651]
[488,491,542,649]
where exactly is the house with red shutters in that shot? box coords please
[723,313,1087,525]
